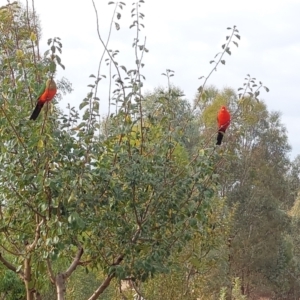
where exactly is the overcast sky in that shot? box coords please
[4,0,300,158]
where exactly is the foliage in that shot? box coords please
[0,1,221,299]
[216,97,293,298]
[0,270,25,300]
[0,1,298,300]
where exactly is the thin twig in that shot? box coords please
[0,105,26,149]
[26,220,43,252]
[91,0,126,101]
[46,258,55,284]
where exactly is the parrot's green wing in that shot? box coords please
[36,81,47,100]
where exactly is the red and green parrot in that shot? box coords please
[29,78,57,120]
[216,105,231,145]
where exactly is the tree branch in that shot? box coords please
[131,280,145,300]
[91,0,126,101]
[78,259,92,266]
[46,258,55,284]
[63,246,84,279]
[26,220,43,252]
[87,254,124,300]
[0,105,26,149]
[0,252,24,278]
[87,274,115,300]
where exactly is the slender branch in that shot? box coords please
[23,202,46,219]
[3,230,21,255]
[94,1,118,107]
[87,274,115,300]
[132,184,141,227]
[0,252,24,278]
[106,59,112,134]
[119,280,129,300]
[194,26,237,109]
[46,258,55,284]
[132,3,146,153]
[0,105,26,149]
[31,0,40,61]
[131,229,141,243]
[26,220,43,252]
[40,101,49,135]
[78,260,92,266]
[8,184,45,218]
[0,242,20,256]
[91,0,126,100]
[131,280,145,299]
[87,252,124,299]
[63,246,84,278]
[25,0,39,81]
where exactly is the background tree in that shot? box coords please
[0,1,227,299]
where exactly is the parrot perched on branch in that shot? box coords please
[216,105,231,145]
[29,78,57,120]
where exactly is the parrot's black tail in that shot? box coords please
[30,102,44,120]
[216,130,225,145]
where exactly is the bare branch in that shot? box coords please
[131,280,145,299]
[87,254,124,299]
[78,260,92,266]
[0,252,24,278]
[26,220,43,252]
[0,241,20,256]
[46,258,55,284]
[91,0,126,101]
[0,105,26,149]
[94,0,117,104]
[194,26,238,109]
[63,246,84,279]
[87,274,115,300]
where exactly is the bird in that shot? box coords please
[216,105,231,145]
[29,78,57,120]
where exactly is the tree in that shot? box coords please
[0,1,223,299]
[219,98,292,298]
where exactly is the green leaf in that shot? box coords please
[225,48,231,55]
[49,61,56,72]
[190,257,201,269]
[79,101,89,110]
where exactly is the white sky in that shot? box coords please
[4,0,300,158]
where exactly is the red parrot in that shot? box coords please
[29,78,57,120]
[216,105,231,145]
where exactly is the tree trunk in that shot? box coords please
[25,289,34,300]
[24,257,34,300]
[47,247,84,300]
[34,291,42,300]
[56,273,66,300]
